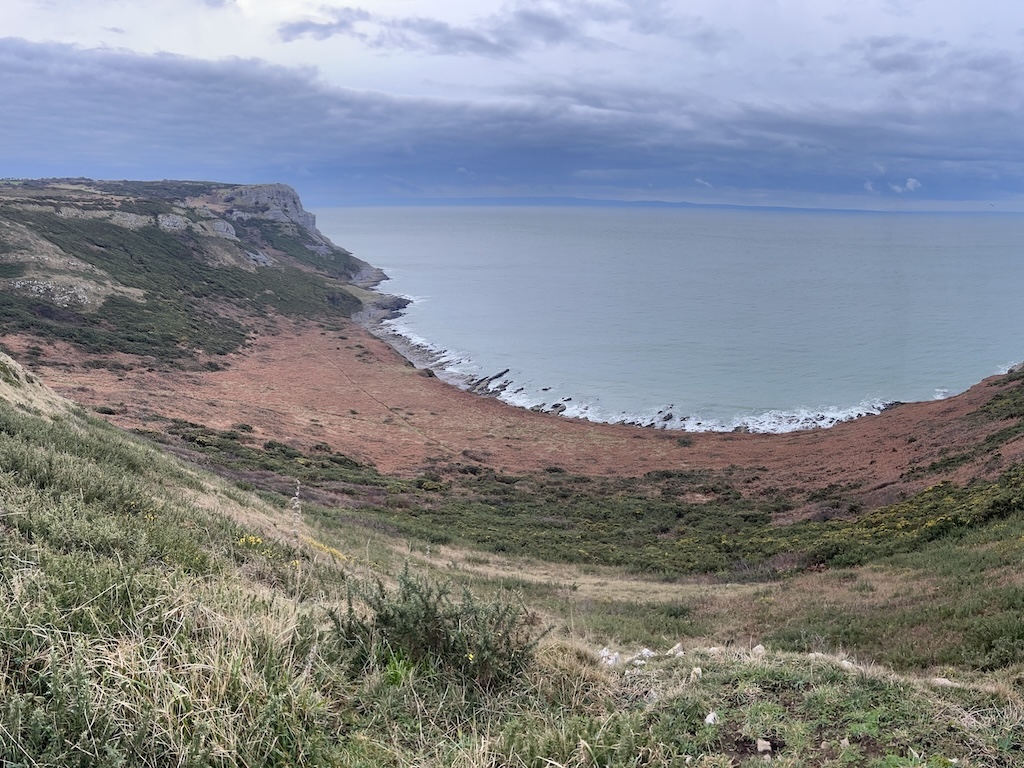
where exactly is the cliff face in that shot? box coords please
[0,178,375,368]
[185,182,386,285]
[214,183,319,233]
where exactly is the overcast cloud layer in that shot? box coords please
[2,0,1023,208]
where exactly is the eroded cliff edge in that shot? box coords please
[0,178,385,369]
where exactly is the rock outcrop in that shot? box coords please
[215,183,319,234]
[0,179,371,319]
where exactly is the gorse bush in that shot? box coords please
[334,566,544,694]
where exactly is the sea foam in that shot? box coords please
[371,318,896,433]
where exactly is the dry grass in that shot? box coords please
[0,351,72,416]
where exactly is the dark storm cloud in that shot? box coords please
[0,37,627,186]
[3,36,1023,204]
[0,37,416,180]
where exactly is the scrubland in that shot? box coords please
[3,353,1024,766]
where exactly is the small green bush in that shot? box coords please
[333,567,543,693]
[0,359,20,387]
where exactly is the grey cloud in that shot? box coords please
[502,9,576,45]
[856,36,947,74]
[0,37,412,179]
[842,35,1024,128]
[852,35,1020,88]
[279,8,372,43]
[684,25,732,55]
[512,79,698,114]
[279,4,587,58]
[869,51,930,74]
[278,1,729,58]
[882,0,920,18]
[565,0,723,43]
[2,38,1022,205]
[372,16,520,58]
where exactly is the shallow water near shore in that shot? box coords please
[317,206,1024,432]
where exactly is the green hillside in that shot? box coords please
[0,179,368,369]
[2,180,1024,765]
[2,352,1023,766]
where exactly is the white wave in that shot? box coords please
[997,360,1023,375]
[496,383,894,434]
[369,303,910,434]
[672,401,895,434]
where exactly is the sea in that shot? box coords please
[314,205,1024,433]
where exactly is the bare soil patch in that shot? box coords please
[18,318,1024,516]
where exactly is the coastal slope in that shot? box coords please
[3,180,1024,764]
[2,178,1023,522]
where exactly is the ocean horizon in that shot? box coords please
[317,205,1024,433]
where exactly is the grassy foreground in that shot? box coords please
[3,358,1024,766]
[3,179,1024,764]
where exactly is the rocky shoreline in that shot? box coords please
[351,283,503,390]
[349,280,1021,435]
[351,283,908,433]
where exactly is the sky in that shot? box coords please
[2,0,1023,209]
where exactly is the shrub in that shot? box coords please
[0,359,20,387]
[333,567,544,693]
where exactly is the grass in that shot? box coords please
[493,647,1022,767]
[903,371,1024,478]
[2,357,1023,765]
[283,454,1024,582]
[4,181,1024,764]
[143,391,1024,651]
[146,402,1024,673]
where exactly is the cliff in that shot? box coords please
[0,178,379,368]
